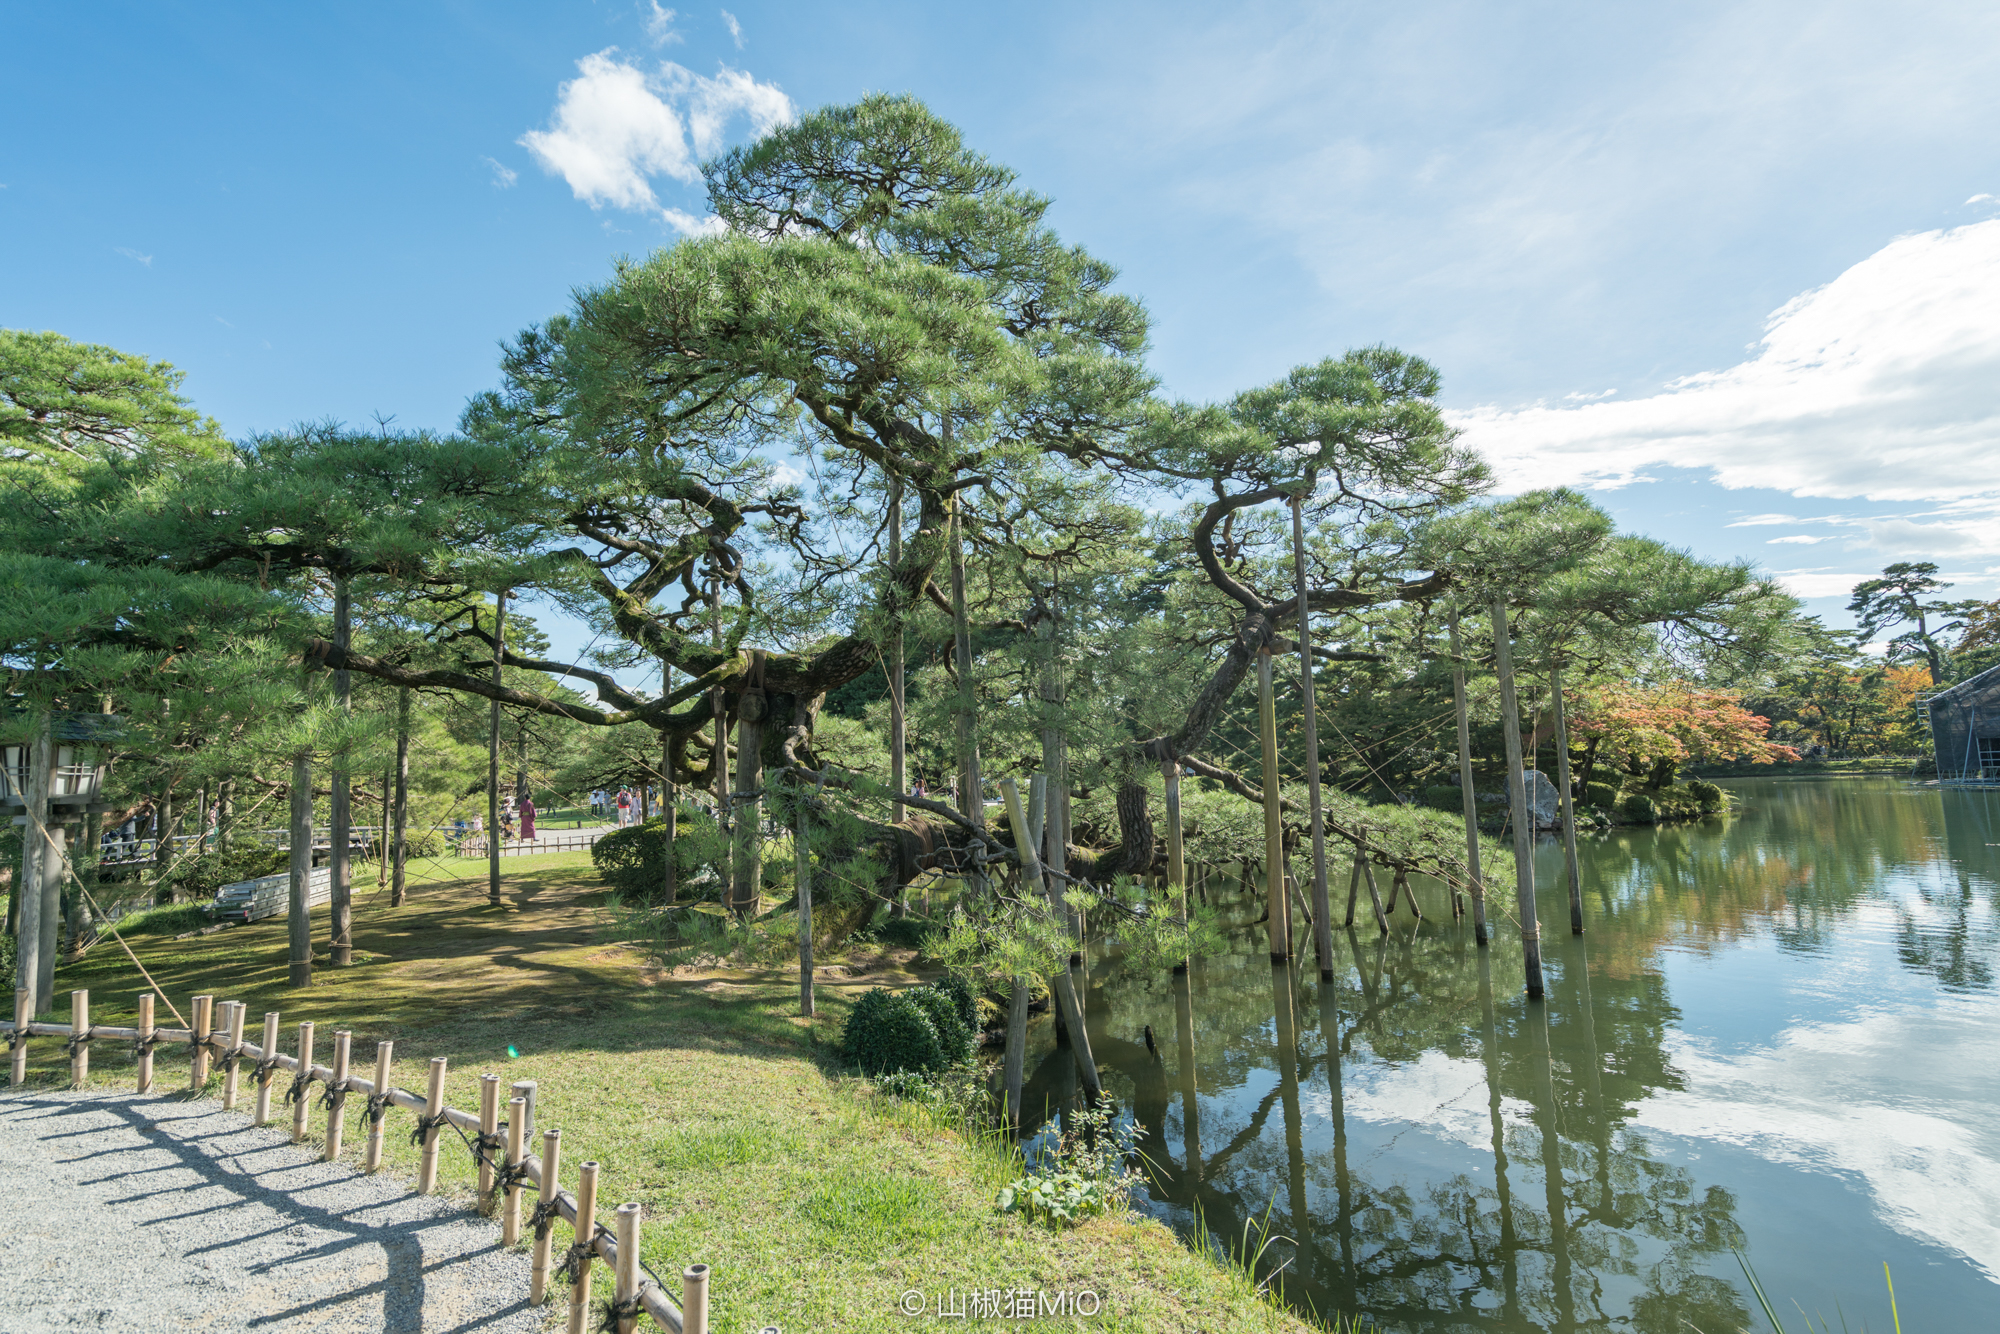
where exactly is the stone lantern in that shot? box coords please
[6,714,113,1014]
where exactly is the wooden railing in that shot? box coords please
[6,987,708,1334]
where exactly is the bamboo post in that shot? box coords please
[417,1056,447,1193]
[8,989,26,1087]
[613,1202,641,1334]
[1550,663,1585,935]
[190,995,214,1089]
[566,1161,600,1334]
[135,993,155,1094]
[531,1129,562,1303]
[478,1072,500,1212]
[324,1030,351,1161]
[221,1001,246,1109]
[1256,648,1289,961]
[364,1040,394,1172]
[502,1095,526,1244]
[253,1011,280,1125]
[1448,607,1491,946]
[70,989,89,1088]
[291,1021,316,1143]
[683,1265,710,1334]
[1490,599,1546,998]
[1291,490,1336,980]
[998,778,1102,1101]
[512,1078,538,1149]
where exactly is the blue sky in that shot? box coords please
[7,1,1999,665]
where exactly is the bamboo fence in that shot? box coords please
[5,986,709,1334]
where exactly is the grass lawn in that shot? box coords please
[20,860,1313,1333]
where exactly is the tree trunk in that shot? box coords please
[1164,759,1187,973]
[731,667,765,919]
[1291,492,1335,980]
[662,663,678,906]
[1114,780,1153,877]
[390,688,410,908]
[1449,608,1490,946]
[1550,664,1585,935]
[15,717,50,1011]
[711,573,731,884]
[1002,976,1029,1127]
[154,787,176,903]
[216,778,235,853]
[331,574,353,966]
[488,587,507,909]
[1037,593,1072,937]
[1257,648,1290,960]
[888,475,907,836]
[288,751,313,988]
[67,809,100,957]
[948,494,985,837]
[1490,600,1544,998]
[1000,778,1101,1101]
[795,776,813,1017]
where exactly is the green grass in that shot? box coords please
[18,861,1315,1332]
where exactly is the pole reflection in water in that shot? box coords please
[1024,778,2000,1331]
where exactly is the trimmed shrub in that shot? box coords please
[933,973,978,1033]
[1687,779,1724,812]
[1418,785,1464,812]
[908,984,976,1065]
[1620,792,1657,825]
[842,988,945,1076]
[590,812,730,902]
[168,845,287,901]
[1583,782,1621,811]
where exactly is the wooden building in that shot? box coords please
[1927,662,2000,784]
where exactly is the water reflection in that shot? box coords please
[1019,779,2000,1331]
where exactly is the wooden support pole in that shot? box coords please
[888,473,907,839]
[364,1040,394,1172]
[1164,759,1188,975]
[478,1073,501,1212]
[391,686,411,907]
[1291,490,1337,981]
[683,1264,710,1334]
[489,587,508,909]
[531,1129,562,1304]
[324,1030,351,1162]
[253,1011,279,1125]
[796,780,814,1018]
[70,989,89,1088]
[502,1095,526,1245]
[8,989,27,1087]
[613,1202,642,1334]
[1490,599,1546,998]
[287,750,313,988]
[330,574,354,967]
[1359,859,1389,935]
[566,1161,600,1334]
[1256,649,1290,960]
[1550,663,1585,936]
[291,1022,315,1143]
[135,993,155,1094]
[190,995,214,1090]
[1343,853,1361,927]
[416,1056,447,1194]
[1448,607,1491,946]
[999,777,1102,1102]
[221,1001,246,1109]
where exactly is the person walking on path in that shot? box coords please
[518,793,536,841]
[615,787,632,828]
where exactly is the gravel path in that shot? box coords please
[0,1088,544,1333]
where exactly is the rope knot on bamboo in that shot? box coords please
[7,1028,25,1054]
[365,1090,394,1126]
[597,1293,647,1332]
[408,1110,449,1148]
[64,1027,94,1059]
[285,1069,317,1105]
[222,1045,247,1075]
[467,1127,505,1169]
[494,1158,533,1196]
[528,1196,562,1240]
[253,1054,282,1083]
[555,1227,607,1287]
[129,1032,162,1059]
[318,1079,350,1113]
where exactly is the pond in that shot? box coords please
[1016,777,2000,1332]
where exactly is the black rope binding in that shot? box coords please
[529,1195,563,1240]
[554,1222,610,1287]
[222,1044,247,1076]
[7,1027,25,1054]
[365,1090,394,1126]
[597,1291,647,1332]
[285,1068,317,1106]
[64,1027,95,1059]
[318,1078,350,1113]
[494,1158,533,1196]
[253,1053,283,1084]
[408,1110,449,1149]
[130,1031,163,1060]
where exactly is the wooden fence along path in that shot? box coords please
[5,987,709,1334]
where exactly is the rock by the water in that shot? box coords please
[1509,769,1562,829]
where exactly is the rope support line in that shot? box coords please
[408,1110,450,1148]
[64,1027,94,1058]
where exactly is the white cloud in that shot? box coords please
[643,2,682,46]
[481,155,518,188]
[114,246,152,267]
[519,50,791,223]
[720,9,743,48]
[1563,388,1617,401]
[1766,535,1827,545]
[1452,219,2000,566]
[661,207,726,238]
[1969,193,1996,205]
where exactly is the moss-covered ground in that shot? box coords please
[20,856,1312,1332]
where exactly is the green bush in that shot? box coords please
[907,984,976,1066]
[841,988,946,1076]
[933,973,978,1033]
[1583,782,1621,810]
[589,811,730,902]
[1620,792,1657,825]
[866,914,941,952]
[1418,785,1465,812]
[1687,779,1724,812]
[0,926,14,996]
[168,845,287,900]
